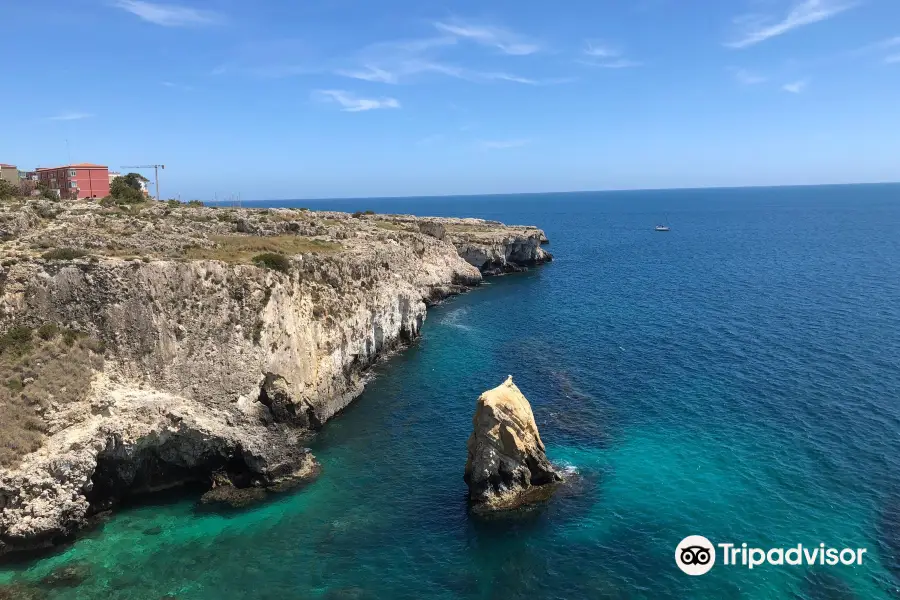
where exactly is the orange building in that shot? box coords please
[34,163,110,199]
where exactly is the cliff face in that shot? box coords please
[0,200,551,556]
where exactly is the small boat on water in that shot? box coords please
[655,225,670,232]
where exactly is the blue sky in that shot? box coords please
[3,0,899,199]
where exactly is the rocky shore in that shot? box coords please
[0,199,551,557]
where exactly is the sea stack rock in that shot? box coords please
[464,376,562,511]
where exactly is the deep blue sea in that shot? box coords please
[3,185,900,599]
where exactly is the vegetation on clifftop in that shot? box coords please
[251,252,292,273]
[0,324,104,468]
[185,235,341,265]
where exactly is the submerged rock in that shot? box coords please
[0,582,47,600]
[200,485,267,509]
[464,376,562,511]
[38,562,92,589]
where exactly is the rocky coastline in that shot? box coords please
[0,199,551,558]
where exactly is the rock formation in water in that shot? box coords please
[464,376,562,510]
[0,199,551,557]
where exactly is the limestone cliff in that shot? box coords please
[464,376,561,511]
[0,200,551,556]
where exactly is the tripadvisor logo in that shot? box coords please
[676,535,716,576]
[675,536,868,576]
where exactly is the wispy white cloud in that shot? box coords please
[334,38,456,84]
[47,112,93,121]
[434,20,540,55]
[476,72,574,85]
[727,0,858,49]
[729,67,767,85]
[853,36,900,64]
[579,40,641,68]
[850,35,900,55]
[112,0,222,27]
[583,41,620,58]
[578,58,642,69]
[478,139,530,150]
[313,90,400,112]
[336,59,565,86]
[334,25,566,85]
[374,37,458,54]
[783,78,810,93]
[335,65,399,84]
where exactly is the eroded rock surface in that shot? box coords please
[464,376,562,511]
[0,200,551,556]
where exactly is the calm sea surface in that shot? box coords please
[3,185,900,599]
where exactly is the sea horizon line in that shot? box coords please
[220,181,900,205]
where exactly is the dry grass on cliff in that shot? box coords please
[445,223,496,233]
[183,234,342,264]
[0,325,104,468]
[373,221,411,232]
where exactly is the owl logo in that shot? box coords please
[676,536,716,575]
[680,545,712,565]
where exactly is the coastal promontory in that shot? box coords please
[0,198,551,556]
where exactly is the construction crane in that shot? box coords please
[121,164,165,201]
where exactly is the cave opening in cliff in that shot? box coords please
[86,435,256,513]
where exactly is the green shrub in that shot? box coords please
[188,200,204,207]
[0,326,32,356]
[0,179,17,200]
[62,328,81,347]
[36,323,60,340]
[42,247,87,260]
[167,199,180,208]
[110,177,145,203]
[252,252,291,273]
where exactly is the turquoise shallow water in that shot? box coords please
[3,185,900,599]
